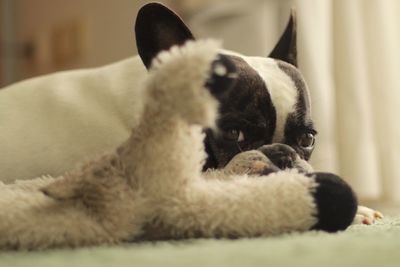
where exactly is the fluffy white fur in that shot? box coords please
[0,40,319,249]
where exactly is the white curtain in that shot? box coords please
[187,0,400,203]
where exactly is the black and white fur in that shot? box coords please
[0,3,378,228]
[0,39,356,249]
[134,4,379,227]
[135,4,315,172]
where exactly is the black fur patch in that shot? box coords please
[203,56,276,169]
[310,172,358,232]
[135,3,194,69]
[268,10,297,67]
[205,55,238,99]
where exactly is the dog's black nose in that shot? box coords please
[257,143,298,170]
[205,54,238,99]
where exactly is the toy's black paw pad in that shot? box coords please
[310,172,358,232]
[257,144,297,169]
[205,54,238,98]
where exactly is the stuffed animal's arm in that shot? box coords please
[217,149,382,227]
[146,170,319,239]
[0,170,147,249]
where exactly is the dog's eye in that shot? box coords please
[297,133,315,149]
[222,129,244,142]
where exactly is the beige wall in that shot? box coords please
[12,0,173,81]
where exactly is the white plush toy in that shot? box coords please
[0,39,359,249]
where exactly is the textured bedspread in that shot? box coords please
[1,212,400,267]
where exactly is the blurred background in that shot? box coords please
[1,0,400,205]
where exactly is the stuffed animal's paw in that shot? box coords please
[224,144,314,176]
[205,54,238,99]
[353,205,384,225]
[148,40,233,128]
[223,150,279,175]
[311,172,358,232]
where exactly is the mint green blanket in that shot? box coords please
[1,215,400,267]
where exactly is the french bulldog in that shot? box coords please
[0,3,380,224]
[134,3,315,173]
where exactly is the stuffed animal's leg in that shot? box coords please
[309,172,358,232]
[0,178,112,249]
[0,157,148,250]
[222,151,358,231]
[118,40,236,192]
[143,170,318,239]
[221,147,374,228]
[142,170,357,239]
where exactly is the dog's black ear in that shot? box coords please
[268,9,297,67]
[135,3,195,69]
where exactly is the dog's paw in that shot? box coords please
[257,144,297,170]
[352,205,384,225]
[223,150,280,176]
[205,54,238,99]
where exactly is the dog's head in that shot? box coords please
[135,3,317,169]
